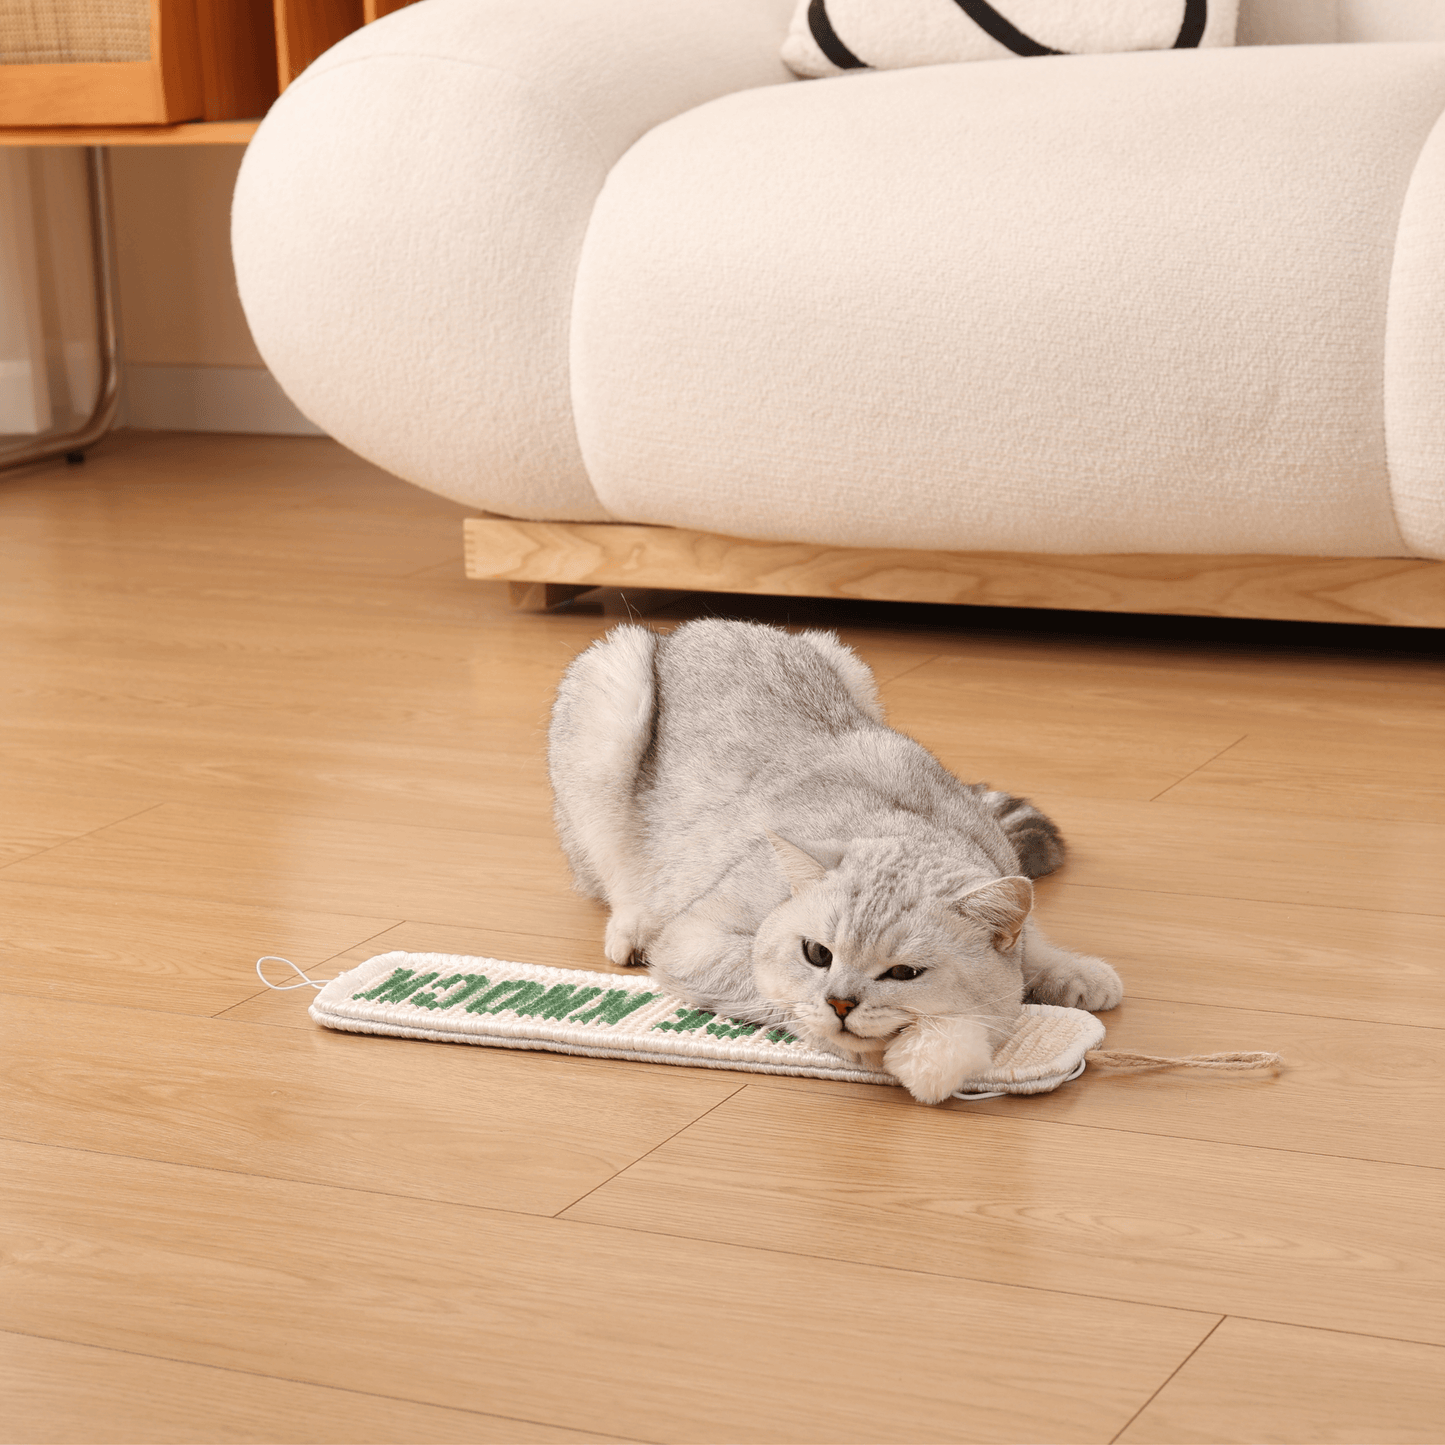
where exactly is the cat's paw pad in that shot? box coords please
[1027,955,1123,1012]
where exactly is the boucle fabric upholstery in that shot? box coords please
[1240,0,1445,46]
[1386,109,1445,557]
[232,0,797,521]
[233,0,1445,559]
[572,42,1445,557]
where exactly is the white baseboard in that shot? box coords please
[120,363,325,436]
[0,357,48,434]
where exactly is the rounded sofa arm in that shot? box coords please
[232,0,797,519]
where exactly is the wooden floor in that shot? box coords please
[2,431,1443,1445]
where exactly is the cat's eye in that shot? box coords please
[801,939,832,968]
[883,965,925,981]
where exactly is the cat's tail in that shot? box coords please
[798,629,885,724]
[547,625,659,913]
[974,787,1067,880]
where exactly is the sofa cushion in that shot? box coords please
[784,0,1238,78]
[571,43,1445,558]
[233,0,799,523]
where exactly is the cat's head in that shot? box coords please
[752,832,1028,1104]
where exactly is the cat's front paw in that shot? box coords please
[604,910,645,967]
[1026,954,1123,1012]
[884,1016,995,1105]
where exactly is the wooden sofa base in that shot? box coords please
[463,516,1445,628]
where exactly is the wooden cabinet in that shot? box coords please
[0,1,272,126]
[0,0,424,128]
[273,0,358,91]
[274,2,422,90]
[199,0,282,117]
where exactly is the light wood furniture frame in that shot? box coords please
[273,0,357,90]
[0,0,277,127]
[0,1,414,125]
[0,0,200,126]
[274,1,420,90]
[465,515,1445,627]
[0,120,259,147]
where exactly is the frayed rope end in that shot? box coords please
[1085,1049,1283,1075]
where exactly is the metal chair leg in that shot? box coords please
[0,146,121,473]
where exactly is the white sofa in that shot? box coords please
[233,0,1445,623]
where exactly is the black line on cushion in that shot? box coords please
[1174,0,1208,48]
[808,0,868,70]
[952,0,1209,59]
[951,0,1061,57]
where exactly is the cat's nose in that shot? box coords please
[827,997,857,1019]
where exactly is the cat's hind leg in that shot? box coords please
[1019,919,1123,1011]
[548,624,660,965]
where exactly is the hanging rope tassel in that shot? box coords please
[1085,1048,1283,1074]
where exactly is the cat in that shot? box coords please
[548,619,1122,1104]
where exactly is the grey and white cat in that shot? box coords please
[548,620,1122,1104]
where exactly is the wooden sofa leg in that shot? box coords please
[508,582,592,611]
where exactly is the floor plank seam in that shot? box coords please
[1107,1314,1225,1443]
[0,986,368,1027]
[5,995,1438,1172]
[0,1133,574,1220]
[0,873,422,926]
[1033,785,1445,828]
[676,1076,1445,1172]
[46,796,568,845]
[549,1082,751,1219]
[399,553,466,579]
[0,866,566,913]
[1148,735,1249,803]
[0,1325,649,1444]
[549,1208,1243,1325]
[1143,794,1445,828]
[1120,991,1445,1032]
[1215,1313,1445,1350]
[918,1109,1445,1171]
[389,917,614,949]
[0,989,294,1022]
[869,652,946,688]
[1046,880,1445,920]
[0,801,165,876]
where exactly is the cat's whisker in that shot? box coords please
[928,1015,1015,1043]
[959,984,1031,1011]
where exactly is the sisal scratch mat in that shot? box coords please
[308,951,1107,1099]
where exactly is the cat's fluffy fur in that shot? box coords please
[548,620,1121,1103]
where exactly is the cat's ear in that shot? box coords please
[952,875,1033,951]
[765,831,842,894]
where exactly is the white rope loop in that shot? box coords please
[256,956,325,991]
